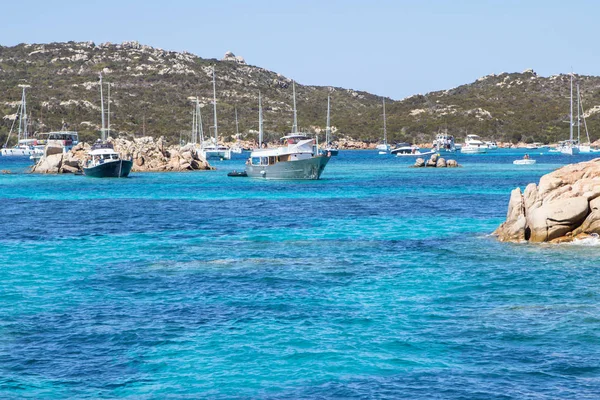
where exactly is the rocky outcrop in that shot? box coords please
[413,154,460,168]
[221,51,246,64]
[494,158,600,243]
[31,136,214,174]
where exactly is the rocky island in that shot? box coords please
[494,158,600,243]
[31,136,214,174]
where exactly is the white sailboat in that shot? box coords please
[231,107,243,154]
[557,73,580,155]
[1,85,40,157]
[575,82,600,153]
[200,67,231,160]
[376,98,390,154]
[322,95,338,156]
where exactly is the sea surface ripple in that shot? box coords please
[1,150,599,399]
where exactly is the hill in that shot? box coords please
[1,41,599,145]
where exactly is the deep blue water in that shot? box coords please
[1,149,599,399]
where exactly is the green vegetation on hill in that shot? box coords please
[1,42,598,146]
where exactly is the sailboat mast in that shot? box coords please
[569,73,573,142]
[21,86,28,141]
[383,98,387,145]
[192,101,196,144]
[235,107,239,137]
[577,83,581,144]
[579,89,591,145]
[99,74,106,141]
[212,66,218,142]
[326,95,331,144]
[197,99,204,144]
[258,91,263,147]
[107,82,111,139]
[292,81,298,134]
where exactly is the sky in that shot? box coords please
[2,0,599,100]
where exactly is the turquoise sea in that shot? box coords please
[1,149,599,399]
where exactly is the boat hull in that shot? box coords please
[83,159,133,178]
[559,147,580,155]
[513,159,536,165]
[203,149,232,160]
[245,155,330,180]
[1,148,35,157]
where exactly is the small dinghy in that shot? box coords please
[513,159,536,165]
[227,170,248,177]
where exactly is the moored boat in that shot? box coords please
[1,85,40,157]
[460,134,487,154]
[244,85,330,180]
[83,74,133,178]
[83,141,133,178]
[376,98,390,153]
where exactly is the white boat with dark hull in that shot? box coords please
[244,86,330,180]
[83,74,133,178]
[84,142,133,178]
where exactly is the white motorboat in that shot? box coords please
[486,141,498,150]
[391,144,436,157]
[513,159,536,165]
[30,130,79,162]
[433,130,456,152]
[460,134,488,154]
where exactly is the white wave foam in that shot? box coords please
[568,233,600,246]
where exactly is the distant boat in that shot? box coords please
[573,79,600,153]
[391,144,436,157]
[557,73,580,155]
[231,107,243,154]
[322,95,338,156]
[376,98,390,153]
[245,84,331,180]
[83,75,133,178]
[200,67,232,160]
[514,159,536,165]
[486,140,498,150]
[460,134,487,154]
[1,85,40,157]
[433,129,456,152]
[30,129,79,163]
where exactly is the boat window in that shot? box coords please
[111,154,119,160]
[103,154,111,160]
[269,156,276,165]
[251,157,261,165]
